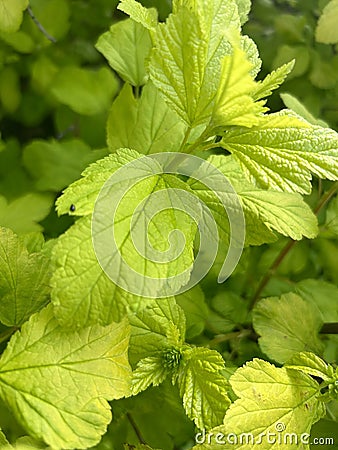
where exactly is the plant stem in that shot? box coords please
[126,413,146,445]
[179,127,192,153]
[314,181,338,214]
[249,182,338,310]
[249,239,296,309]
[134,85,140,99]
[27,5,57,43]
[208,329,255,347]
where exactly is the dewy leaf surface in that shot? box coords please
[0,227,51,327]
[195,359,326,450]
[107,83,186,155]
[96,17,152,86]
[253,293,324,364]
[177,347,231,430]
[221,111,338,193]
[149,0,241,127]
[0,306,131,449]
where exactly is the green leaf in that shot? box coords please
[0,306,131,449]
[107,82,186,155]
[280,93,329,127]
[316,0,338,44]
[325,196,338,235]
[128,298,186,364]
[211,47,266,128]
[0,227,51,327]
[96,17,152,86]
[56,148,140,216]
[50,66,118,115]
[221,111,338,194]
[294,279,338,323]
[252,61,294,101]
[196,359,326,449]
[273,45,310,80]
[0,193,53,234]
[309,53,338,90]
[117,0,158,30]
[285,352,335,381]
[131,355,169,395]
[51,214,151,327]
[310,419,338,449]
[192,155,318,244]
[52,153,197,327]
[104,382,194,450]
[0,29,35,53]
[0,0,28,33]
[207,290,247,334]
[176,286,208,339]
[235,0,251,25]
[240,35,261,78]
[22,139,105,192]
[253,292,324,364]
[236,187,318,240]
[177,347,231,430]
[149,0,241,127]
[0,66,21,113]
[0,429,9,446]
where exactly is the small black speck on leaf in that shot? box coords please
[70,204,76,212]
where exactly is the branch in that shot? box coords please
[27,5,57,43]
[126,413,147,445]
[249,182,338,310]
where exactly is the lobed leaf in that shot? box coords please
[149,0,241,127]
[211,47,266,129]
[253,293,324,364]
[96,17,152,86]
[316,0,338,44]
[117,0,158,30]
[252,61,295,101]
[0,306,131,449]
[0,228,52,327]
[56,148,140,216]
[128,297,186,364]
[177,347,231,430]
[196,359,326,450]
[221,111,338,194]
[0,193,53,234]
[0,0,28,33]
[107,82,186,155]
